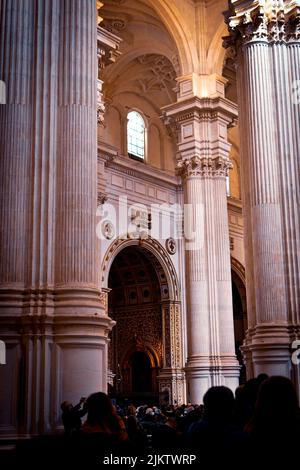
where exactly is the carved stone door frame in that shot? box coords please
[101,235,186,404]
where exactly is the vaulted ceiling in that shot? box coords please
[99,0,240,179]
[108,246,162,307]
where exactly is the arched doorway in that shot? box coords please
[108,245,162,402]
[231,259,247,384]
[102,237,185,405]
[131,351,152,393]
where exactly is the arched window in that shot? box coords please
[226,175,230,196]
[127,111,145,160]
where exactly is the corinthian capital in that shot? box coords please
[177,155,233,179]
[286,1,300,41]
[224,0,268,46]
[224,0,300,47]
[97,1,104,25]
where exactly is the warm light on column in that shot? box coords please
[176,73,228,100]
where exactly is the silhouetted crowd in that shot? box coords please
[11,375,300,468]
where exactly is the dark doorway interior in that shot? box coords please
[108,246,163,403]
[131,351,152,393]
[232,270,247,384]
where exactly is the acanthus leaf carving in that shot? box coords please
[286,4,300,41]
[224,0,300,49]
[177,155,233,178]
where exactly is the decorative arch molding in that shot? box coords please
[207,22,228,75]
[101,236,180,302]
[103,47,179,83]
[229,140,240,156]
[106,103,123,120]
[231,156,240,169]
[100,0,197,75]
[103,235,186,404]
[115,89,163,116]
[119,342,161,396]
[121,342,161,370]
[146,0,198,75]
[231,256,245,285]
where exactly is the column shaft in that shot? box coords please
[286,39,300,325]
[287,28,300,395]
[56,0,98,288]
[225,0,300,381]
[53,0,113,424]
[183,159,239,402]
[163,90,240,403]
[0,0,114,436]
[243,42,287,324]
[0,0,34,287]
[0,0,35,436]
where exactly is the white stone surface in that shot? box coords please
[0,0,114,436]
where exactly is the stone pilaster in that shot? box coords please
[225,0,300,383]
[158,301,186,405]
[163,77,240,403]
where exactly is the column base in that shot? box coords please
[185,355,240,404]
[158,368,186,405]
[241,323,296,379]
[0,289,115,436]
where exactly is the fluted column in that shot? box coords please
[225,0,300,383]
[286,2,300,394]
[0,0,40,436]
[286,5,300,328]
[0,0,114,436]
[0,0,33,290]
[163,78,240,403]
[53,0,114,427]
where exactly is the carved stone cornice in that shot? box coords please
[97,26,121,126]
[162,96,238,128]
[163,94,237,180]
[162,115,180,142]
[177,155,233,179]
[97,26,121,68]
[103,154,181,189]
[97,191,108,205]
[97,26,122,73]
[224,0,300,48]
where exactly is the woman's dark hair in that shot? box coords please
[246,376,300,434]
[203,386,235,420]
[86,392,122,432]
[254,376,299,424]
